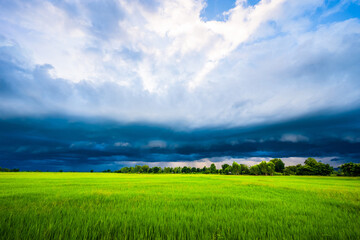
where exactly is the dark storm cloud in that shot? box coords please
[1,109,360,171]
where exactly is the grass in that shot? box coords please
[0,173,359,239]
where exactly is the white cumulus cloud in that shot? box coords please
[0,0,359,128]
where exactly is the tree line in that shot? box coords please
[1,159,359,176]
[108,158,349,176]
[0,167,20,172]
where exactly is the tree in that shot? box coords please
[297,165,314,175]
[135,165,142,173]
[232,162,240,175]
[221,164,230,171]
[304,158,318,167]
[302,158,333,176]
[340,163,360,176]
[270,158,285,173]
[202,166,210,174]
[258,161,268,175]
[141,165,150,173]
[354,164,360,176]
[0,167,14,172]
[210,164,217,174]
[267,162,275,176]
[152,166,161,173]
[340,162,354,176]
[224,166,232,175]
[191,167,197,173]
[90,170,94,173]
[181,166,191,173]
[284,166,297,175]
[120,167,130,173]
[317,163,333,176]
[250,165,260,175]
[282,159,333,176]
[240,164,249,175]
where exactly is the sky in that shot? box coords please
[0,0,360,171]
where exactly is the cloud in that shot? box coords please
[0,1,360,170]
[0,0,359,128]
[114,142,131,147]
[146,140,168,149]
[280,134,309,143]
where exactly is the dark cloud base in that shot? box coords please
[1,109,360,171]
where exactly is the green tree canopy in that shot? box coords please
[210,164,217,174]
[250,165,260,175]
[221,164,230,171]
[232,162,240,175]
[267,162,275,176]
[270,158,285,172]
[258,161,268,175]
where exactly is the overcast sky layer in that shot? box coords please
[0,0,360,171]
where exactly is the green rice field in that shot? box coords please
[0,173,359,239]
